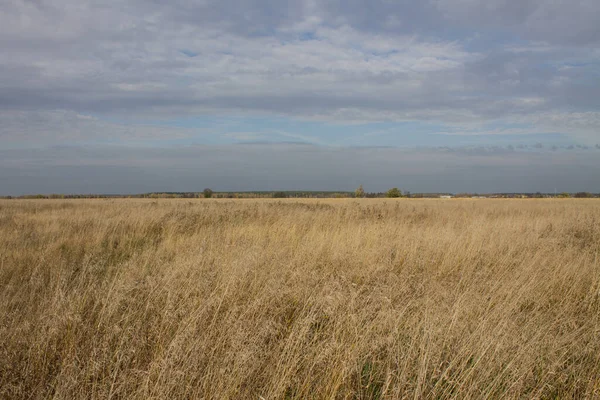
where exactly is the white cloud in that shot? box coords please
[0,110,200,145]
[0,0,599,145]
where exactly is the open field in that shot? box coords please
[1,198,599,399]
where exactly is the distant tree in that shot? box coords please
[203,188,213,198]
[355,185,365,198]
[272,191,287,198]
[385,187,402,198]
[574,192,593,198]
[558,192,571,198]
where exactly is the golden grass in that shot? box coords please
[1,198,599,399]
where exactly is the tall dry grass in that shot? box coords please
[0,199,599,399]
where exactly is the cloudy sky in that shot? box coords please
[1,0,599,194]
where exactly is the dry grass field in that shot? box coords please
[1,198,599,399]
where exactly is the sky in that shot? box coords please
[1,0,599,194]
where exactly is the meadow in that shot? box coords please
[1,198,599,399]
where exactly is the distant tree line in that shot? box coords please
[1,189,598,200]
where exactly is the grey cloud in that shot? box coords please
[435,0,600,46]
[0,110,203,145]
[0,0,599,144]
[1,144,598,195]
[154,0,308,36]
[316,0,442,36]
[314,0,600,46]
